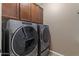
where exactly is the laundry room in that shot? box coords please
[0,3,79,56]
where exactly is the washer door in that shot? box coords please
[11,26,38,56]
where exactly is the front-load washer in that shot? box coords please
[38,24,51,56]
[2,19,38,56]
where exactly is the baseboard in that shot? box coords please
[50,50,64,56]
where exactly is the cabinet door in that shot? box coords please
[20,3,31,21]
[31,4,39,23]
[31,4,43,24]
[2,3,19,19]
[37,6,43,24]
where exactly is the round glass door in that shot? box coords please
[11,26,38,56]
[43,28,50,43]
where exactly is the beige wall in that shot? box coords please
[0,4,1,50]
[40,3,79,56]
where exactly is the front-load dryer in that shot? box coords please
[38,24,51,56]
[2,19,38,56]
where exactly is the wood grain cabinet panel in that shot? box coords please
[2,3,19,19]
[37,5,43,24]
[31,4,43,24]
[20,3,31,21]
[31,4,38,23]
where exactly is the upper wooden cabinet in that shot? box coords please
[31,4,43,24]
[20,3,31,21]
[2,3,43,24]
[2,3,19,19]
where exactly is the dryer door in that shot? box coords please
[42,26,51,47]
[11,26,38,56]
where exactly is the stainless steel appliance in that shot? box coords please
[38,24,51,56]
[2,19,38,56]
